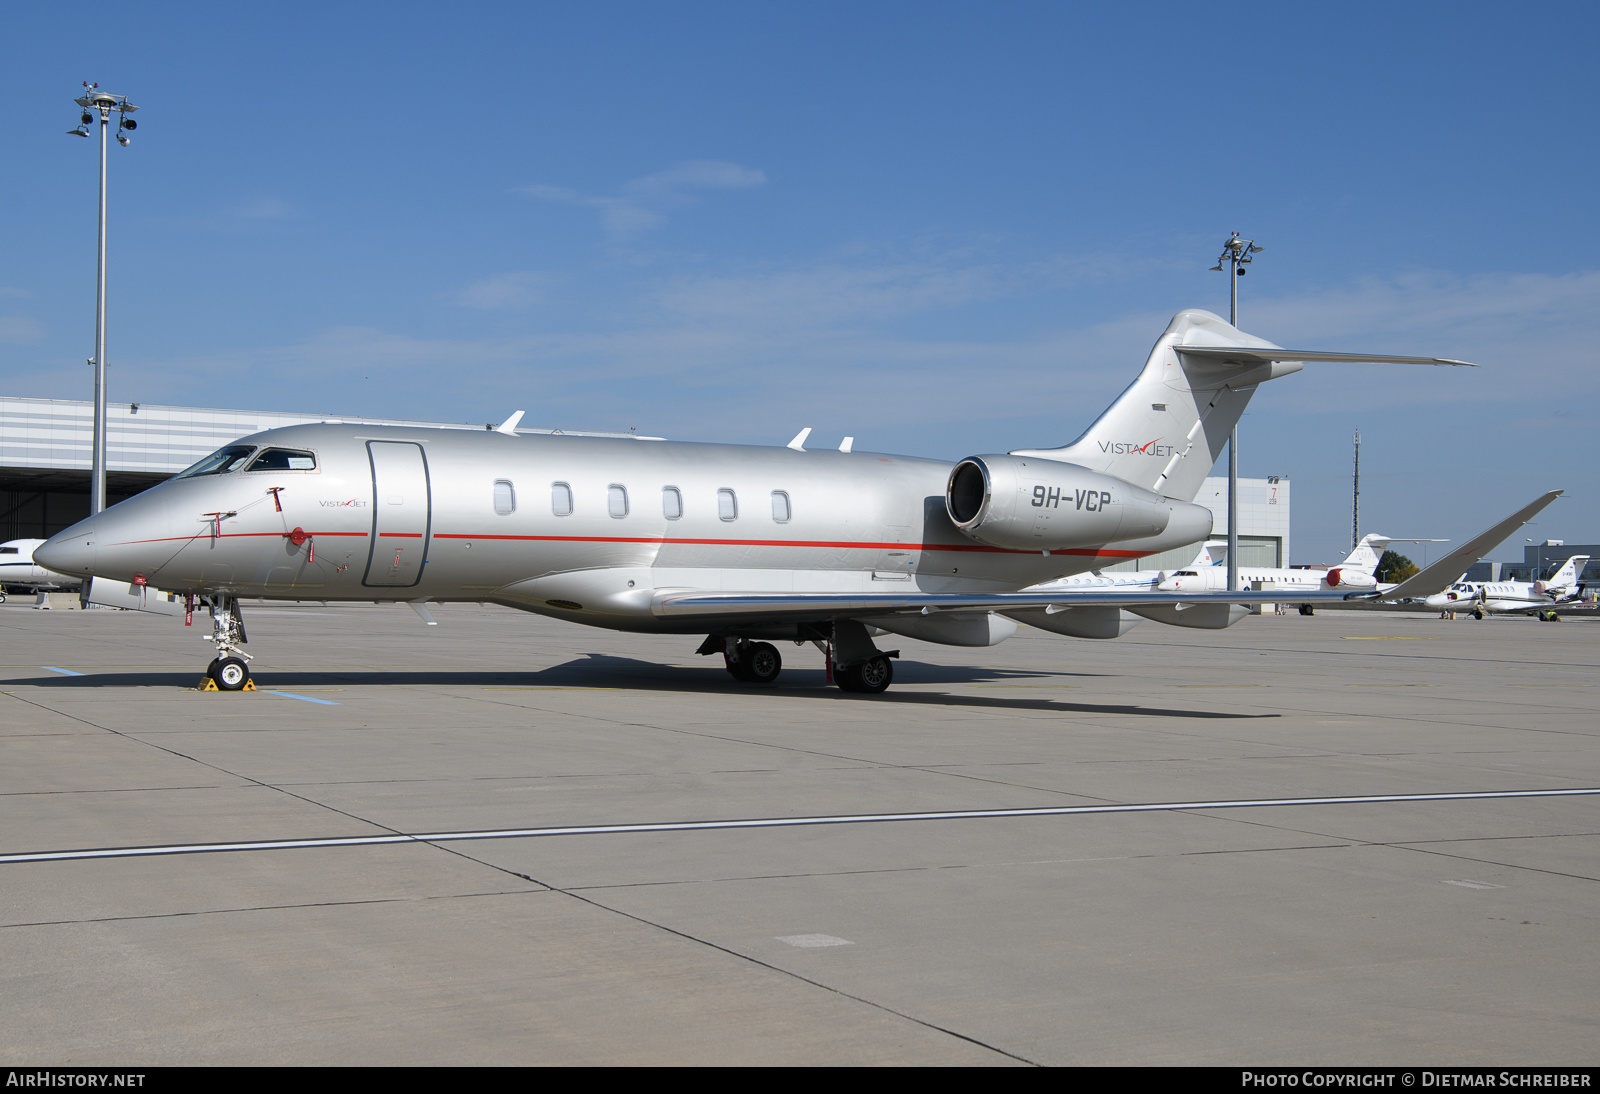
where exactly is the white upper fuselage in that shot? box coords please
[35,423,1211,634]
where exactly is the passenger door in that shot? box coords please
[364,441,432,587]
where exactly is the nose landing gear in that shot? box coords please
[199,595,253,691]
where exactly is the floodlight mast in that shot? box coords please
[68,83,138,516]
[1209,232,1264,593]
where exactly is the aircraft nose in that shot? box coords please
[35,527,96,578]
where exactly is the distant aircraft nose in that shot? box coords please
[34,525,96,578]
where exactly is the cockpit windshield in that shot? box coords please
[246,448,317,472]
[174,445,257,479]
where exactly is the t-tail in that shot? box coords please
[1010,310,1301,502]
[1010,309,1476,503]
[1341,534,1391,576]
[1546,556,1590,593]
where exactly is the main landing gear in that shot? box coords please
[722,638,784,684]
[699,620,899,694]
[201,594,253,691]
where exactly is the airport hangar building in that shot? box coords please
[1,395,1289,571]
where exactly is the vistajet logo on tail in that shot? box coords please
[1099,439,1175,458]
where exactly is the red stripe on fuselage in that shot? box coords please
[104,530,1148,560]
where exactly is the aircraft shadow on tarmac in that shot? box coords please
[11,654,1276,720]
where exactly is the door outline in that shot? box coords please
[363,440,432,588]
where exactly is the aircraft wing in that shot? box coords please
[1375,490,1564,601]
[652,587,1359,622]
[1176,347,1478,367]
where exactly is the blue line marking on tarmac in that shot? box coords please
[42,667,84,676]
[262,690,340,705]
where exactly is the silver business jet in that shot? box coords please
[35,308,1474,692]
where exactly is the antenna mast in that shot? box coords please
[1352,428,1361,552]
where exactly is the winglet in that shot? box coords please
[787,427,812,451]
[496,411,525,435]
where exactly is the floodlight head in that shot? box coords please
[81,111,93,124]
[67,126,89,137]
[1209,263,1223,271]
[120,117,136,130]
[116,133,130,146]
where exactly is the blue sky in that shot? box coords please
[2,2,1596,563]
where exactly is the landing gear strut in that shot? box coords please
[830,620,897,695]
[203,595,252,691]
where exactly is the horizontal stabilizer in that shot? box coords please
[1380,491,1563,601]
[1177,347,1478,367]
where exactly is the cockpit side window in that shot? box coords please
[245,448,317,472]
[174,445,257,478]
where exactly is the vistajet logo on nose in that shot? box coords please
[1099,439,1175,457]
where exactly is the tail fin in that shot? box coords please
[1549,556,1590,589]
[1010,310,1302,501]
[1341,534,1390,575]
[1190,540,1228,568]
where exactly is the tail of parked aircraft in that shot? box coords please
[1010,309,1474,503]
[1340,534,1392,576]
[1189,541,1228,568]
[1010,310,1301,502]
[1547,556,1590,592]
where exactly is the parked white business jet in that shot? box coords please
[1426,556,1590,620]
[36,308,1481,692]
[0,538,81,602]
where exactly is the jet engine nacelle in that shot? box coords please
[946,455,1208,552]
[1324,567,1376,590]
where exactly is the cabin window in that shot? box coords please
[608,485,629,518]
[174,444,256,478]
[245,448,317,472]
[552,482,573,516]
[717,488,738,521]
[662,487,683,520]
[771,491,791,523]
[493,480,516,516]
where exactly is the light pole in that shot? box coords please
[1209,233,1263,592]
[67,82,138,516]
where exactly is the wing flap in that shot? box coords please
[652,587,1358,622]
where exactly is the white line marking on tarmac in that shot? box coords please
[2,787,1596,866]
[777,934,854,948]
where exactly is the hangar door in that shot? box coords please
[364,440,432,588]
